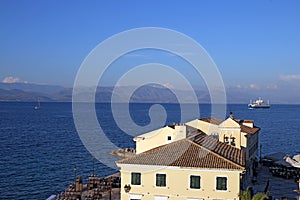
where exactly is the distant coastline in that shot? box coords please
[1,82,300,104]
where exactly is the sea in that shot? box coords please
[0,102,300,199]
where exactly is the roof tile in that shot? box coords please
[191,133,246,166]
[117,139,244,170]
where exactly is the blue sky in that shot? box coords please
[0,0,300,93]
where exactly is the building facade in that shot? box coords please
[116,114,260,200]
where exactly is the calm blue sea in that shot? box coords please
[0,102,299,199]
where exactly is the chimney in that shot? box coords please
[174,124,187,139]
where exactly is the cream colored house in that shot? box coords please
[186,114,260,184]
[133,124,187,154]
[116,113,260,200]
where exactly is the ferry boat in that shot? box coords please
[248,97,270,109]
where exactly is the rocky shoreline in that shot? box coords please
[109,148,136,158]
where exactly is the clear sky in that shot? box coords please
[0,0,299,93]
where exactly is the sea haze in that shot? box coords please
[0,102,299,199]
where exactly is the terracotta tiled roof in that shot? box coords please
[233,119,260,134]
[117,139,244,170]
[235,119,254,123]
[199,118,260,135]
[240,125,260,134]
[191,133,246,166]
[200,117,223,125]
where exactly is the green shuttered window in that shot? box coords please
[216,177,227,190]
[131,172,141,185]
[190,175,201,189]
[156,174,166,187]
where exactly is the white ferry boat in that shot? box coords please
[248,97,270,109]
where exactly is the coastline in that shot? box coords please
[109,148,136,159]
[51,149,300,200]
[253,164,299,199]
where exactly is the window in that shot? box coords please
[224,136,229,144]
[190,175,201,189]
[216,177,227,191]
[131,172,141,185]
[156,174,166,187]
[230,136,236,146]
[167,136,172,141]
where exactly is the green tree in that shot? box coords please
[239,189,268,200]
[239,189,251,200]
[252,193,268,200]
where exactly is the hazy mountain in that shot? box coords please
[0,82,65,94]
[0,82,299,104]
[0,83,208,103]
[0,88,52,102]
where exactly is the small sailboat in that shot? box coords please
[34,98,41,110]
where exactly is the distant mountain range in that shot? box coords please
[0,82,69,102]
[0,82,208,103]
[0,82,299,104]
